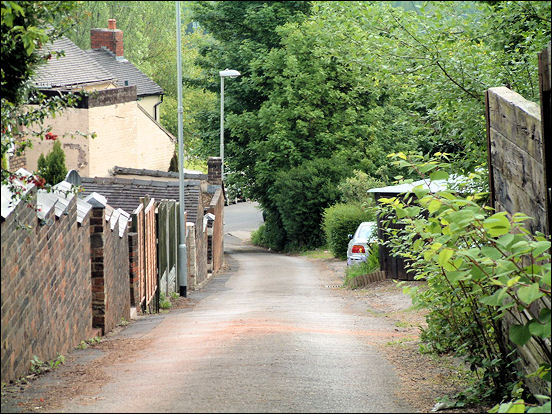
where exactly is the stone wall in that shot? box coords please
[1,190,92,383]
[486,86,547,235]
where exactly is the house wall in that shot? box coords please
[138,95,162,122]
[1,190,92,384]
[136,105,174,172]
[15,86,172,180]
[24,107,90,176]
[88,101,138,177]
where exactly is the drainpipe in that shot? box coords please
[153,94,164,122]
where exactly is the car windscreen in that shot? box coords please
[356,224,376,240]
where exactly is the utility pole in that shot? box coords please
[176,1,187,297]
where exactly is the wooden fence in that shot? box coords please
[157,200,180,296]
[131,196,159,313]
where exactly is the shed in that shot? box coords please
[368,179,450,280]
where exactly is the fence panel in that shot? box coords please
[141,196,157,311]
[131,204,145,309]
[158,201,168,296]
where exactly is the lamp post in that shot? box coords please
[219,69,240,179]
[176,1,187,297]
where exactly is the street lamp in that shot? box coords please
[219,69,240,179]
[176,1,187,297]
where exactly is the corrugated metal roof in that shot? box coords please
[33,37,115,89]
[367,175,465,195]
[85,48,163,96]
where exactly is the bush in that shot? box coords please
[251,224,268,247]
[337,170,384,207]
[381,152,551,407]
[37,140,67,185]
[270,157,353,251]
[322,203,375,259]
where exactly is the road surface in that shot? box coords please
[3,202,413,413]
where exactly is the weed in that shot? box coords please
[29,354,65,375]
[119,317,129,326]
[394,320,413,329]
[160,292,172,310]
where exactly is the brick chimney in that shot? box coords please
[90,19,123,58]
[207,157,222,185]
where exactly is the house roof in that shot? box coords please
[85,48,163,97]
[79,176,202,225]
[32,36,115,89]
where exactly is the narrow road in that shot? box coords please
[5,202,413,413]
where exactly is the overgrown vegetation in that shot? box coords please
[322,203,375,260]
[379,153,550,411]
[30,354,65,375]
[188,1,550,253]
[160,292,172,310]
[344,247,380,287]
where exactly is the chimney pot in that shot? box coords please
[108,19,116,30]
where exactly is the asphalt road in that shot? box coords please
[5,202,413,413]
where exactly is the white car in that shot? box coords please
[346,221,377,266]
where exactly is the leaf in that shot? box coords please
[429,170,449,181]
[446,270,470,283]
[509,324,531,346]
[479,287,507,306]
[527,401,551,413]
[528,321,549,338]
[484,212,511,237]
[532,241,551,257]
[517,283,544,305]
[496,234,515,249]
[538,308,551,324]
[438,248,454,267]
[428,199,442,214]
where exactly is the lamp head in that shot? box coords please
[219,69,241,78]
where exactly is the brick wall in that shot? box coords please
[90,207,130,334]
[128,232,140,307]
[1,190,92,383]
[207,157,222,185]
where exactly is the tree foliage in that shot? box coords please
[37,140,68,185]
[1,1,82,195]
[189,1,549,251]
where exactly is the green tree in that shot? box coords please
[1,1,81,194]
[37,140,68,185]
